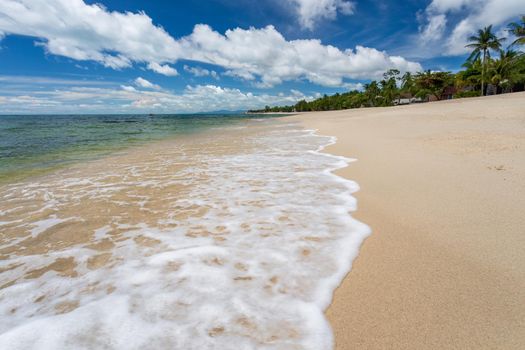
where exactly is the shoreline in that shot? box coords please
[2,96,524,347]
[0,117,365,348]
[292,92,525,349]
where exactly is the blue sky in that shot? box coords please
[0,0,523,113]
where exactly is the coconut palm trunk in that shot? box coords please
[481,49,486,96]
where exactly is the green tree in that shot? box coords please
[383,69,401,80]
[363,81,381,107]
[465,25,506,96]
[508,16,525,47]
[456,59,482,92]
[379,71,400,106]
[414,70,454,101]
[295,100,310,112]
[400,72,416,95]
[489,50,525,93]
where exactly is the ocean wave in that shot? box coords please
[0,120,370,349]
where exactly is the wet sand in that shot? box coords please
[294,92,525,349]
[0,118,367,349]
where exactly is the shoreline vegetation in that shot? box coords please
[250,20,525,114]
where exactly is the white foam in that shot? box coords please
[29,216,75,238]
[0,121,370,349]
[93,225,112,240]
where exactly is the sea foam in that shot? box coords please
[0,120,370,349]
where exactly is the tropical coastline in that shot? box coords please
[293,92,525,349]
[2,91,524,349]
[1,1,525,349]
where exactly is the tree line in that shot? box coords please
[249,18,525,113]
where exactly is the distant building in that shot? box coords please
[394,93,424,105]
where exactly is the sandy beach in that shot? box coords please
[1,94,524,349]
[294,92,525,349]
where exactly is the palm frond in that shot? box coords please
[467,50,481,62]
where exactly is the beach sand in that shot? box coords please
[293,92,525,349]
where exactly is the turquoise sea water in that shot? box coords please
[0,114,270,182]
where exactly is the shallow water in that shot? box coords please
[0,118,369,349]
[0,114,271,182]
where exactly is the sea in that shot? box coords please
[0,114,369,349]
[0,114,273,183]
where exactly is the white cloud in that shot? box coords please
[147,62,178,76]
[0,75,115,86]
[121,85,137,92]
[134,77,160,90]
[179,25,421,87]
[0,0,421,87]
[342,82,364,91]
[420,14,447,42]
[427,0,474,13]
[420,0,525,55]
[183,65,219,79]
[286,0,355,30]
[0,77,317,113]
[0,0,180,68]
[0,94,61,107]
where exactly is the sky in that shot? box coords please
[0,0,523,114]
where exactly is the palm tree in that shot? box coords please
[363,81,381,107]
[380,78,398,106]
[400,72,415,94]
[508,16,525,47]
[380,69,400,106]
[489,50,525,93]
[465,25,506,96]
[456,58,482,91]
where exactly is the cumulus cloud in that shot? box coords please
[179,25,422,87]
[342,82,364,91]
[0,76,316,113]
[0,0,180,68]
[147,62,179,76]
[121,85,137,92]
[0,0,421,87]
[134,77,160,90]
[184,65,219,79]
[419,0,525,55]
[285,0,355,30]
